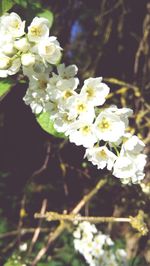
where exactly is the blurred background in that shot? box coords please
[0,0,150,265]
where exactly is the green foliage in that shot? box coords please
[43,231,85,266]
[4,253,28,266]
[0,212,8,234]
[36,112,65,138]
[129,256,149,266]
[14,0,28,8]
[0,79,14,100]
[0,0,15,15]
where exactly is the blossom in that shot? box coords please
[80,77,110,106]
[106,105,133,127]
[38,36,62,65]
[23,88,48,114]
[122,135,145,155]
[22,57,51,78]
[85,146,117,170]
[14,37,30,52]
[67,94,95,121]
[66,119,98,148]
[0,12,25,38]
[28,17,50,42]
[94,108,126,142]
[112,134,147,183]
[73,222,127,266]
[21,53,36,67]
[53,112,75,133]
[1,40,16,57]
[0,54,21,77]
[57,63,78,79]
[113,153,147,183]
[23,74,50,114]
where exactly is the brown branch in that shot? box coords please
[0,228,50,239]
[35,211,131,223]
[28,199,47,254]
[31,178,107,266]
[30,141,51,179]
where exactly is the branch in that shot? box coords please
[31,178,107,265]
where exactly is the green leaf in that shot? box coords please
[14,0,28,8]
[0,79,14,100]
[37,9,54,29]
[36,112,65,138]
[0,0,15,15]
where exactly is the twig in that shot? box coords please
[104,77,141,94]
[31,178,107,265]
[28,199,47,254]
[30,141,51,179]
[35,212,131,223]
[0,228,50,239]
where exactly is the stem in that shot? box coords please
[31,178,107,266]
[35,212,131,223]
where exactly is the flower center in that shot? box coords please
[30,26,42,37]
[39,80,47,89]
[63,90,73,99]
[97,149,107,159]
[11,19,20,29]
[77,103,87,113]
[80,125,91,135]
[98,117,110,131]
[86,87,95,98]
[45,44,55,55]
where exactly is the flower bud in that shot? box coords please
[3,43,16,56]
[0,55,11,70]
[14,38,30,52]
[21,53,35,66]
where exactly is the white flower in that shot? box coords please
[106,105,133,127]
[14,37,30,52]
[0,12,25,38]
[23,84,49,114]
[73,222,127,266]
[66,120,98,148]
[122,135,145,155]
[29,72,49,90]
[113,153,146,183]
[113,134,147,183]
[45,101,59,120]
[46,72,61,92]
[1,41,16,56]
[57,76,79,91]
[0,54,11,70]
[38,36,62,65]
[85,146,117,170]
[113,155,137,179]
[55,78,79,110]
[94,108,126,142]
[80,77,110,106]
[21,53,36,67]
[28,17,50,42]
[22,56,51,78]
[67,94,95,121]
[0,54,21,77]
[19,242,27,252]
[53,112,75,133]
[57,63,78,79]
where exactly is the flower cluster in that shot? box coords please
[0,12,147,184]
[0,12,62,78]
[73,221,127,266]
[24,62,146,184]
